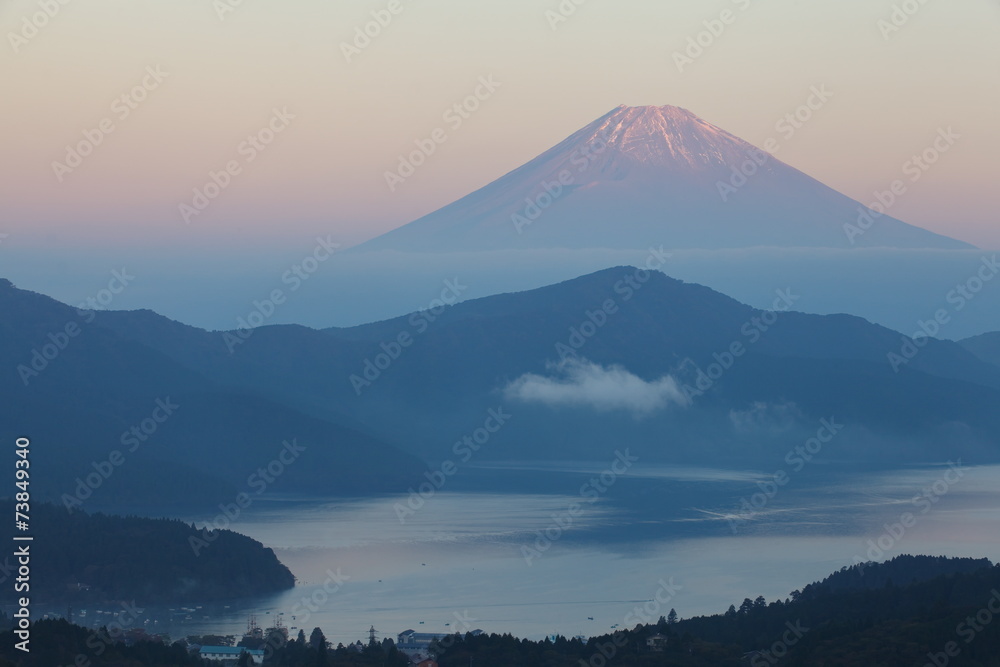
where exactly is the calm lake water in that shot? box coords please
[54,462,1000,645]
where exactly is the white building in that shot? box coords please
[199,645,266,664]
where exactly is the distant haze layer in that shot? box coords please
[4,246,1000,341]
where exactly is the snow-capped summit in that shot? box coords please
[357,105,971,253]
[565,104,757,171]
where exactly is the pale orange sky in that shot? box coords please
[1,0,998,252]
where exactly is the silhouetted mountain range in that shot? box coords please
[0,279,425,511]
[961,332,1000,368]
[5,266,999,508]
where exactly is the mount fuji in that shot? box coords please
[358,105,972,252]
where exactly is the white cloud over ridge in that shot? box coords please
[504,359,689,417]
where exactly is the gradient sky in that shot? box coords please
[1,0,998,258]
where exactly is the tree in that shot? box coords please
[309,628,327,650]
[667,609,679,624]
[726,605,737,618]
[297,629,307,645]
[754,596,766,609]
[739,598,754,615]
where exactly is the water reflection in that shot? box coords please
[45,463,1000,644]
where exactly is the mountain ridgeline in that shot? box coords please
[961,332,1000,368]
[90,269,1000,467]
[3,269,1000,512]
[0,278,426,512]
[355,104,972,253]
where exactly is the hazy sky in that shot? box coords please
[1,0,998,258]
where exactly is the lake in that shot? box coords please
[57,461,1000,646]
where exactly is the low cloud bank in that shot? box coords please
[504,359,689,417]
